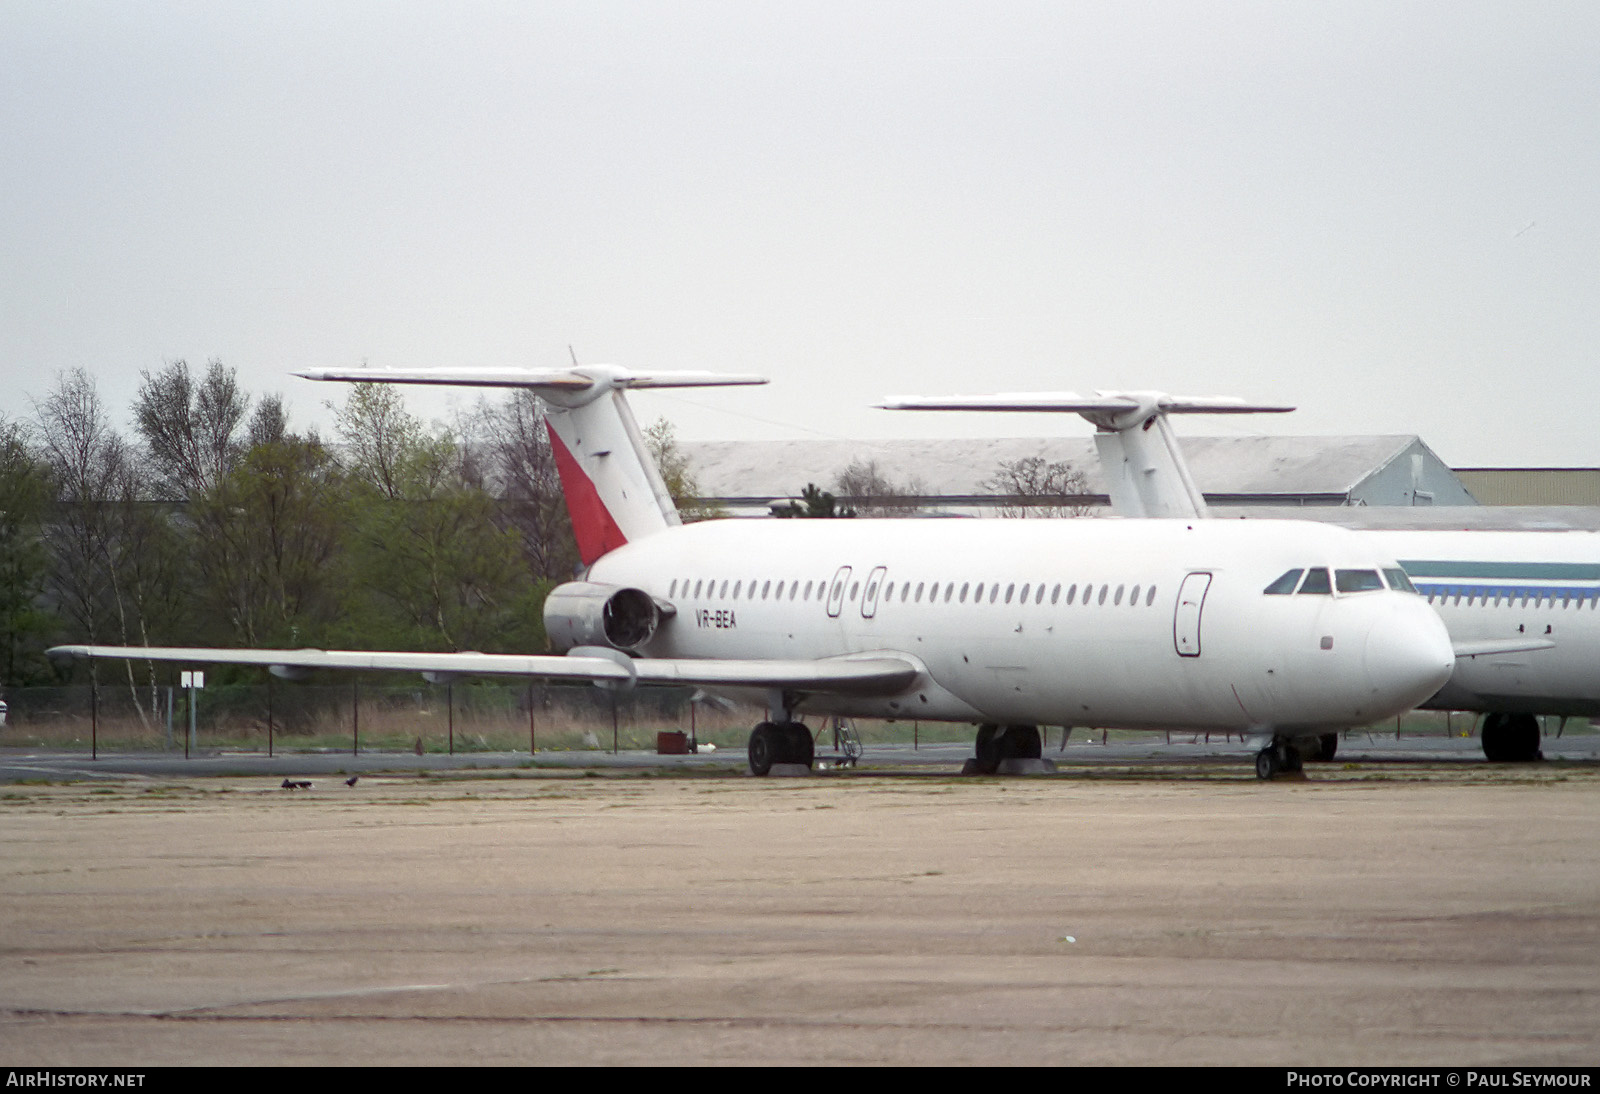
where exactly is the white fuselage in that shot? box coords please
[1367,529,1600,717]
[590,517,1454,733]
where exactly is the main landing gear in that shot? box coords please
[1481,712,1542,763]
[1254,738,1306,780]
[963,724,1044,775]
[747,721,815,776]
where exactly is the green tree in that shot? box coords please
[773,483,855,519]
[0,418,58,684]
[643,418,721,522]
[189,434,347,648]
[335,386,534,651]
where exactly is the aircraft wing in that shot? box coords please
[1451,638,1557,658]
[44,645,920,696]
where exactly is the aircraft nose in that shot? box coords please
[1364,603,1455,709]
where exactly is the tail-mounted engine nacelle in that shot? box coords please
[543,582,674,654]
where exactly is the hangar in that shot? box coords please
[681,434,1477,516]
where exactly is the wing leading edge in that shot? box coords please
[45,645,921,696]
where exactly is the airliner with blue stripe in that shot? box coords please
[1402,559,1600,606]
[1367,531,1600,761]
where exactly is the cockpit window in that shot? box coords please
[1335,569,1385,593]
[1383,568,1418,594]
[1297,568,1332,595]
[1264,569,1303,595]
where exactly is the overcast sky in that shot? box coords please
[3,2,1597,466]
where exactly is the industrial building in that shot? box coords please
[681,434,1477,516]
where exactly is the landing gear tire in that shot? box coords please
[748,722,780,776]
[1482,712,1542,763]
[969,724,1002,775]
[966,724,1042,774]
[749,721,815,775]
[1255,740,1304,780]
[783,722,815,768]
[1005,724,1043,760]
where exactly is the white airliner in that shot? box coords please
[48,367,1457,780]
[1362,530,1600,761]
[882,390,1594,763]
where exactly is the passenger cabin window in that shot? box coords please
[1264,569,1303,595]
[1336,570,1384,594]
[1297,568,1332,595]
[1145,585,1157,606]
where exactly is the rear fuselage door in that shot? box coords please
[826,566,852,618]
[861,566,887,618]
[1173,571,1213,657]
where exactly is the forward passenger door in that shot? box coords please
[1173,571,1212,657]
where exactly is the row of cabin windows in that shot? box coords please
[1424,588,1600,610]
[666,576,1161,609]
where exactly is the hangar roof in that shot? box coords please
[681,434,1438,503]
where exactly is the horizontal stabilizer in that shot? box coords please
[878,391,1293,417]
[46,645,918,697]
[1452,638,1557,658]
[295,365,767,393]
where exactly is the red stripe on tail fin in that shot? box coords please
[548,423,629,565]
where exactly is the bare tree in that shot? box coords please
[133,359,249,497]
[334,382,424,500]
[984,456,1094,518]
[34,370,168,723]
[35,369,123,646]
[831,458,923,517]
[467,391,575,580]
[246,393,290,449]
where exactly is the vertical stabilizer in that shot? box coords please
[878,389,1293,518]
[295,365,766,565]
[1091,413,1211,518]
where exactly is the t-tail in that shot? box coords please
[878,389,1293,519]
[295,365,766,565]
